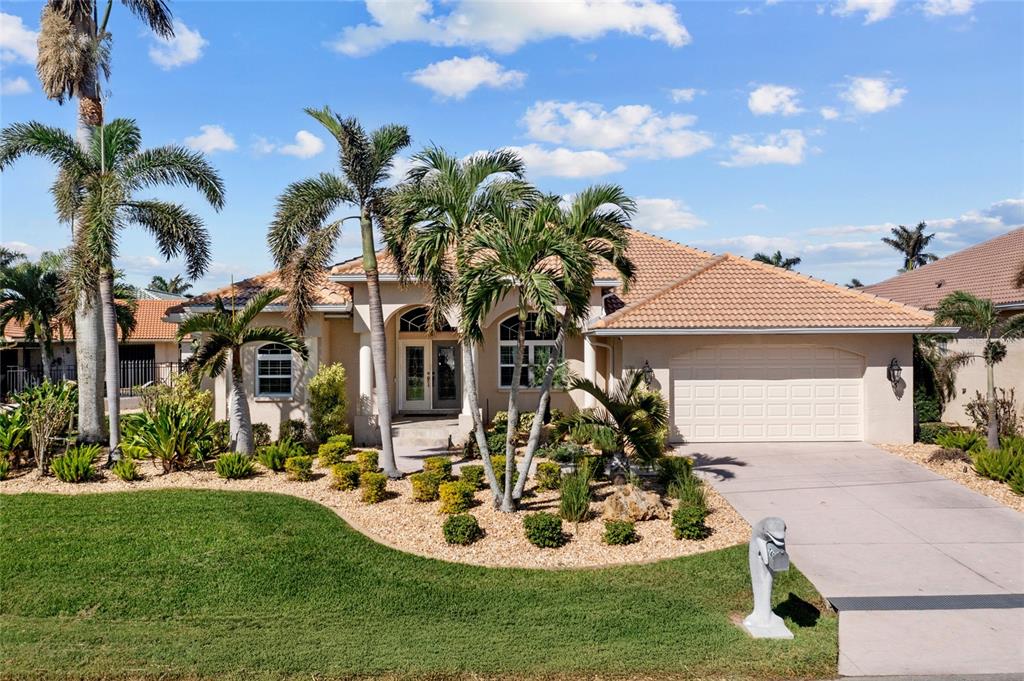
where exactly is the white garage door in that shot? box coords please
[671,345,864,442]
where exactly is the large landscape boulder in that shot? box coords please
[601,484,669,522]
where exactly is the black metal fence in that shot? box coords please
[2,361,182,400]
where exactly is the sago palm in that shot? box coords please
[268,107,410,478]
[882,222,939,271]
[933,291,1024,449]
[0,118,224,454]
[753,250,802,270]
[0,262,62,380]
[177,288,308,454]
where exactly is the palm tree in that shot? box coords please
[847,278,863,288]
[149,274,192,295]
[933,291,1024,449]
[459,201,591,511]
[0,262,62,380]
[268,107,410,478]
[178,289,308,454]
[0,119,225,454]
[752,250,802,270]
[35,0,175,444]
[882,222,939,271]
[0,247,26,270]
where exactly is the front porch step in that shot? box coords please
[391,417,465,449]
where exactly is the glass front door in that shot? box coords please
[401,343,429,411]
[433,342,461,410]
[399,340,461,412]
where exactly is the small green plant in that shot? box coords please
[360,471,387,503]
[422,456,454,480]
[215,452,255,479]
[936,430,987,454]
[438,481,476,514]
[603,520,639,546]
[559,465,593,524]
[670,472,708,510]
[253,423,272,449]
[535,461,563,491]
[410,470,444,502]
[458,464,485,489]
[1009,466,1024,496]
[258,439,305,472]
[50,444,99,483]
[672,504,711,540]
[285,455,314,482]
[442,513,483,545]
[490,455,519,492]
[356,449,379,474]
[309,363,348,442]
[545,442,589,464]
[918,422,951,445]
[318,434,353,467]
[1001,435,1024,455]
[0,458,11,480]
[279,419,308,444]
[657,455,694,488]
[111,458,140,482]
[972,448,1022,483]
[523,512,566,548]
[330,462,361,491]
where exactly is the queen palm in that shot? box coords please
[933,291,1024,449]
[459,201,591,511]
[753,250,802,270]
[177,289,308,454]
[268,108,410,478]
[0,262,62,380]
[0,247,26,270]
[0,119,225,453]
[882,222,939,271]
[149,274,192,295]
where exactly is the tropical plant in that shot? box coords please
[268,108,410,478]
[914,334,965,416]
[0,246,25,270]
[50,444,100,482]
[972,448,1022,483]
[752,250,802,270]
[307,363,347,443]
[138,372,213,419]
[934,429,987,454]
[0,119,224,455]
[148,274,192,295]
[215,452,255,480]
[0,459,11,480]
[128,402,217,473]
[13,381,77,474]
[0,408,30,467]
[847,278,863,288]
[111,457,139,481]
[933,291,1024,449]
[1016,260,1024,288]
[882,222,939,271]
[0,261,62,380]
[258,439,304,472]
[558,465,593,525]
[177,288,308,454]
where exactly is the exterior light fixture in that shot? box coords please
[641,360,654,389]
[886,358,902,389]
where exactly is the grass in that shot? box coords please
[0,490,836,680]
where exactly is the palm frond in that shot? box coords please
[268,172,353,268]
[233,288,286,336]
[184,334,231,378]
[281,221,340,332]
[934,291,998,335]
[90,118,142,171]
[120,0,174,37]
[238,326,309,361]
[0,121,90,173]
[1001,312,1024,340]
[121,145,226,210]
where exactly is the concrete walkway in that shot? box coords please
[674,442,1024,677]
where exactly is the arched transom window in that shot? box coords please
[498,313,561,388]
[256,343,293,396]
[399,306,453,332]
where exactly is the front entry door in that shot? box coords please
[433,342,461,410]
[401,342,430,411]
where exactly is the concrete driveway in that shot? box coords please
[674,441,1024,677]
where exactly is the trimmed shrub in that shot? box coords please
[360,471,387,504]
[486,429,506,456]
[111,458,140,482]
[459,464,485,490]
[972,448,1022,483]
[423,456,454,480]
[442,513,483,546]
[0,458,11,480]
[558,466,593,524]
[918,422,952,445]
[438,481,476,514]
[936,430,987,454]
[672,504,711,540]
[355,449,379,474]
[318,434,353,467]
[603,520,639,546]
[523,512,566,548]
[331,462,361,491]
[253,423,272,449]
[309,363,348,443]
[535,461,563,491]
[410,470,444,502]
[285,455,314,482]
[258,439,304,472]
[50,444,99,483]
[280,419,308,444]
[490,455,520,492]
[215,453,255,479]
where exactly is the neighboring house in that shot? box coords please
[177,230,944,446]
[863,227,1024,426]
[0,299,190,399]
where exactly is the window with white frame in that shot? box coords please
[256,343,293,396]
[498,314,562,388]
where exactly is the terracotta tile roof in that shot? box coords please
[183,271,351,309]
[603,230,717,312]
[331,252,402,277]
[592,253,936,330]
[862,227,1024,309]
[2,299,183,342]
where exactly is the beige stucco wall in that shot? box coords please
[616,332,915,444]
[941,328,1024,427]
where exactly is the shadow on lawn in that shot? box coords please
[775,592,821,628]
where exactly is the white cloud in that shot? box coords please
[522,100,713,160]
[922,0,974,17]
[982,198,1024,225]
[410,56,525,99]
[0,240,41,258]
[721,129,806,167]
[251,136,277,155]
[839,76,906,113]
[820,106,840,120]
[184,125,237,154]
[386,156,416,185]
[669,87,704,103]
[1,76,30,95]
[504,144,625,178]
[751,203,770,211]
[0,12,37,64]
[832,0,898,24]
[633,197,706,231]
[278,130,325,159]
[149,19,207,69]
[748,84,803,116]
[331,0,690,56]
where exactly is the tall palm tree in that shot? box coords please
[268,107,410,478]
[149,274,192,295]
[0,262,62,380]
[752,250,802,270]
[35,0,175,444]
[847,278,863,288]
[459,201,591,511]
[177,289,308,454]
[933,291,1024,449]
[0,247,26,270]
[882,222,939,271]
[0,119,225,454]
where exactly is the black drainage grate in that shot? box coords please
[829,594,1024,611]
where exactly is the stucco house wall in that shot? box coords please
[941,321,1024,427]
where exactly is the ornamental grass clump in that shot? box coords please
[331,462,361,491]
[442,514,483,546]
[410,470,444,502]
[259,439,305,472]
[360,471,387,504]
[558,465,593,524]
[318,434,353,467]
[111,458,140,482]
[438,481,476,514]
[671,472,711,540]
[535,461,562,491]
[603,520,639,546]
[422,455,454,480]
[935,430,986,455]
[285,455,314,482]
[356,449,379,474]
[50,444,99,483]
[215,453,255,480]
[523,512,566,549]
[458,464,484,490]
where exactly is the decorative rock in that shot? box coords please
[601,484,669,522]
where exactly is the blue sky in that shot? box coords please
[1,0,1022,293]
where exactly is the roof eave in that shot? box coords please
[179,303,353,314]
[588,325,958,336]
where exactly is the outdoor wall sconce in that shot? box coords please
[641,360,654,389]
[886,358,902,390]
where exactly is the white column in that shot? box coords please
[583,335,597,408]
[358,333,373,414]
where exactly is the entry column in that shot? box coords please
[355,332,378,446]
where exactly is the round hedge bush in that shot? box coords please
[523,511,566,548]
[442,513,483,546]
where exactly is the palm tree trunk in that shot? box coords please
[461,340,503,500]
[501,313,527,512]
[39,328,53,383]
[986,361,999,450]
[360,210,399,478]
[229,347,254,454]
[99,267,121,454]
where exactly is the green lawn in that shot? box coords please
[0,490,836,680]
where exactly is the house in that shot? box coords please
[178,229,945,446]
[1,299,190,399]
[862,227,1024,425]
